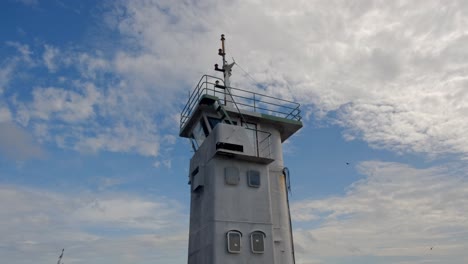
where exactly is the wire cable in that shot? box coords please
[233,57,298,102]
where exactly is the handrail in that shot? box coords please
[180,75,224,129]
[180,75,302,130]
[245,127,272,158]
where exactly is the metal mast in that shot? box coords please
[215,34,235,107]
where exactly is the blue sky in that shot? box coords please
[1,0,468,264]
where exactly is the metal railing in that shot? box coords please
[180,75,302,130]
[246,127,272,159]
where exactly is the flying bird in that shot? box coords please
[346,162,350,165]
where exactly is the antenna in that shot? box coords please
[220,34,226,64]
[57,248,64,264]
[214,34,235,107]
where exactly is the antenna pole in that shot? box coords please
[221,34,226,63]
[57,248,64,264]
[215,34,234,107]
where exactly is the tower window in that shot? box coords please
[227,230,242,253]
[207,117,222,129]
[193,121,207,147]
[247,170,260,187]
[201,119,209,136]
[250,231,266,253]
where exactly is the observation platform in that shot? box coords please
[179,75,303,143]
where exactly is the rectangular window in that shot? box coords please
[225,167,240,185]
[193,121,206,147]
[247,170,260,188]
[227,231,242,253]
[207,117,222,129]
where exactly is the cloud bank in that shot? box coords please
[0,185,187,264]
[292,161,468,264]
[2,162,466,264]
[0,122,45,161]
[2,0,467,159]
[108,0,468,158]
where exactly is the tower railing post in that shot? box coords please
[253,93,256,112]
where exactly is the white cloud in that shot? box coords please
[12,100,31,126]
[1,41,34,93]
[77,52,110,79]
[98,177,126,190]
[6,41,34,64]
[0,122,45,161]
[18,77,168,157]
[73,122,160,157]
[42,44,60,72]
[5,0,468,159]
[30,83,99,122]
[291,161,468,264]
[0,185,188,264]
[0,61,15,94]
[106,0,468,158]
[72,197,182,230]
[337,79,468,156]
[14,0,39,7]
[0,106,11,122]
[3,40,178,157]
[153,158,172,169]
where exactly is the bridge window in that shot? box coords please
[227,230,242,253]
[207,117,222,129]
[193,120,208,147]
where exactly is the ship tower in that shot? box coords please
[179,35,302,264]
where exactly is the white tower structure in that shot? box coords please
[179,35,302,264]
